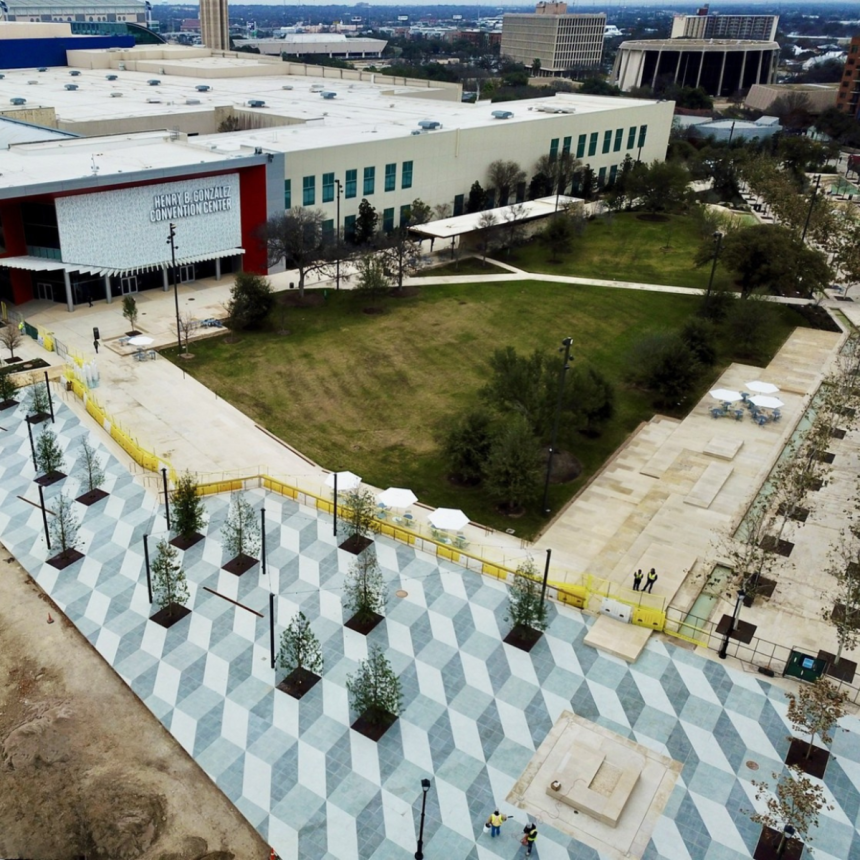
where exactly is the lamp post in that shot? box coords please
[800,174,821,245]
[542,336,574,515]
[414,778,431,860]
[167,223,182,352]
[335,179,342,291]
[705,230,724,309]
[718,588,746,660]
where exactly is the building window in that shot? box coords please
[613,128,623,152]
[322,219,334,242]
[549,138,559,161]
[562,136,572,156]
[576,134,586,158]
[588,132,598,157]
[283,179,291,209]
[363,166,375,196]
[598,166,607,188]
[515,181,526,203]
[302,176,315,206]
[400,204,411,226]
[383,207,394,233]
[602,130,612,154]
[638,125,648,148]
[402,161,413,189]
[385,163,396,192]
[454,193,464,216]
[322,172,335,203]
[609,164,618,185]
[344,214,356,243]
[627,126,637,149]
[345,169,357,199]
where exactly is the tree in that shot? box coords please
[578,164,595,202]
[786,678,848,760]
[36,428,65,476]
[151,538,189,617]
[724,293,777,360]
[0,323,22,361]
[528,170,552,200]
[626,160,690,214]
[76,438,104,493]
[578,76,621,96]
[539,213,576,262]
[344,551,387,623]
[261,208,333,297]
[751,765,833,858]
[823,533,860,665]
[342,488,381,543]
[354,198,379,246]
[769,92,813,131]
[409,198,432,226]
[480,346,553,436]
[225,272,274,331]
[354,252,390,304]
[378,228,423,290]
[680,317,718,367]
[178,311,195,354]
[501,203,528,255]
[122,295,138,333]
[24,374,51,417]
[627,332,701,406]
[487,159,526,206]
[49,493,80,557]
[506,557,549,632]
[534,152,579,205]
[222,492,260,560]
[476,210,498,265]
[172,471,206,540]
[466,180,487,214]
[441,409,493,484]
[433,202,453,220]
[278,611,324,676]
[0,372,18,405]
[568,364,615,435]
[484,414,543,512]
[720,499,777,602]
[347,644,402,724]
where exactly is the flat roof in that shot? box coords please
[619,39,779,49]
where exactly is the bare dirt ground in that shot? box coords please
[0,550,271,860]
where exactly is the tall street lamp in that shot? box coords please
[800,174,821,245]
[542,336,574,515]
[166,223,182,352]
[414,778,431,860]
[718,588,747,660]
[705,230,724,309]
[335,178,342,291]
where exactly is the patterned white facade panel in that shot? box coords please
[55,173,241,270]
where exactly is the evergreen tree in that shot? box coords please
[344,551,386,623]
[0,373,18,404]
[225,273,274,331]
[151,538,190,617]
[36,428,65,476]
[222,492,260,559]
[442,409,493,484]
[76,438,104,492]
[278,611,324,675]
[172,471,207,539]
[24,374,51,416]
[353,253,390,304]
[354,198,379,245]
[484,415,543,511]
[466,180,487,213]
[49,493,81,556]
[347,644,402,723]
[506,557,549,632]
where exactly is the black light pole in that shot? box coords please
[43,371,54,423]
[335,179,342,291]
[800,174,821,245]
[705,230,724,308]
[718,589,746,660]
[333,472,338,537]
[261,505,267,576]
[38,484,50,550]
[414,778,431,860]
[26,418,37,470]
[167,223,182,352]
[269,591,276,669]
[143,533,152,604]
[540,548,552,610]
[542,336,574,515]
[161,467,171,530]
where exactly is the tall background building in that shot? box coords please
[501,3,604,76]
[200,0,228,51]
[671,6,778,42]
[836,35,860,118]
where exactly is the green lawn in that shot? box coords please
[510,212,737,291]
[166,282,802,539]
[416,258,509,278]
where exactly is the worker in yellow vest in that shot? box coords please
[522,822,538,855]
[486,809,506,837]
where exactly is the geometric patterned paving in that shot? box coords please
[1,397,859,860]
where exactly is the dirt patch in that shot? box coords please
[0,552,269,860]
[541,448,583,484]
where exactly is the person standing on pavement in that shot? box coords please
[486,809,505,837]
[643,568,658,593]
[633,569,642,591]
[522,823,538,855]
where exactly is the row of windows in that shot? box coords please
[285,162,414,208]
[551,124,648,161]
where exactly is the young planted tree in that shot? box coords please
[506,557,549,642]
[278,611,324,695]
[484,414,543,514]
[786,677,848,762]
[221,491,260,572]
[122,295,139,333]
[48,493,82,565]
[24,373,51,419]
[178,311,196,354]
[353,253,390,306]
[225,272,274,331]
[151,538,190,620]
[0,372,19,408]
[476,210,498,265]
[501,203,527,255]
[540,213,576,262]
[822,531,860,667]
[36,428,65,479]
[378,227,423,291]
[75,438,106,504]
[0,323,23,362]
[347,643,402,732]
[341,487,380,551]
[171,471,206,547]
[720,499,778,604]
[344,550,387,628]
[751,766,833,858]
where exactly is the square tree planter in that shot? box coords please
[47,549,84,570]
[0,398,18,411]
[26,412,50,425]
[339,534,374,555]
[149,603,191,629]
[170,532,205,551]
[754,826,804,860]
[351,708,398,742]
[76,488,108,507]
[35,471,65,487]
[785,737,829,779]
[277,667,322,700]
[504,624,543,652]
[222,553,258,576]
[345,611,385,636]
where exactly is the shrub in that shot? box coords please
[226,272,274,330]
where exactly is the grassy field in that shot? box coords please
[415,258,509,278]
[510,211,737,291]
[166,282,803,539]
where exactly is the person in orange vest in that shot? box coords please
[522,822,538,855]
[486,809,506,837]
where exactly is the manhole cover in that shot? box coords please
[746,761,759,770]
[395,589,408,598]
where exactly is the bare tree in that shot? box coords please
[260,207,333,297]
[534,152,580,209]
[477,210,498,266]
[487,159,526,206]
[433,202,453,220]
[786,677,848,760]
[178,312,196,355]
[0,323,23,362]
[501,203,528,256]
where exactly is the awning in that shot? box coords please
[0,248,244,278]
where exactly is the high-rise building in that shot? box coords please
[501,3,604,75]
[671,6,778,42]
[199,0,228,51]
[836,35,860,118]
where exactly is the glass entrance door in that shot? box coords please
[179,264,195,284]
[120,276,138,295]
[35,281,53,301]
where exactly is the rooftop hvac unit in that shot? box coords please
[106,74,118,80]
[321,91,336,99]
[195,84,211,91]
[186,98,201,105]
[0,74,5,80]
[310,84,324,92]
[282,84,293,90]
[146,97,161,103]
[27,80,38,85]
[10,98,26,105]
[247,99,266,107]
[37,67,47,72]
[491,110,513,119]
[110,92,123,97]
[147,79,160,86]
[69,70,81,76]
[417,120,441,130]
[64,84,78,90]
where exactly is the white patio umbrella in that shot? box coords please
[324,470,361,492]
[750,395,784,409]
[128,335,154,346]
[710,388,742,402]
[428,508,469,531]
[377,487,417,508]
[746,381,780,395]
